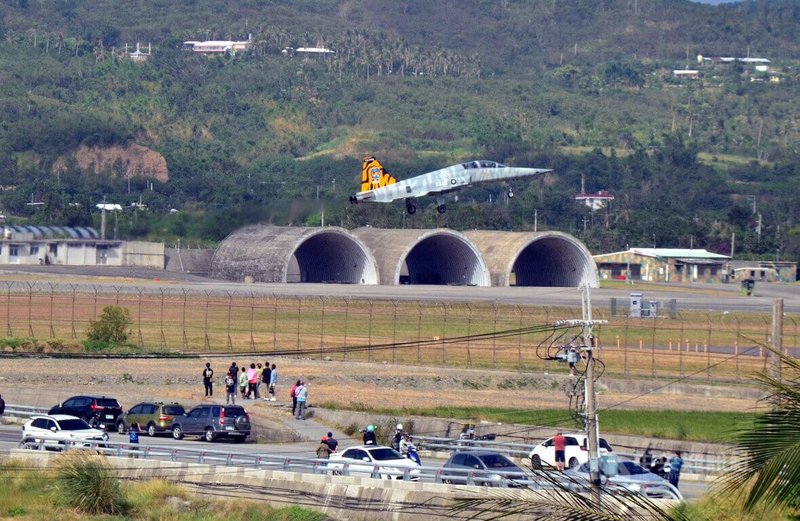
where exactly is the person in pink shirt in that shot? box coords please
[246,363,259,399]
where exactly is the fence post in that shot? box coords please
[492,301,499,368]
[250,293,256,352]
[182,289,189,350]
[466,303,473,367]
[272,294,278,350]
[392,300,398,364]
[368,300,374,362]
[204,290,212,350]
[27,281,34,337]
[417,303,423,364]
[441,302,448,365]
[295,297,302,355]
[160,288,167,350]
[49,282,56,338]
[343,299,349,360]
[319,296,325,350]
[517,305,523,369]
[5,281,12,337]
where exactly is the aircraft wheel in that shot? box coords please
[507,190,514,198]
[406,203,417,215]
[437,204,446,214]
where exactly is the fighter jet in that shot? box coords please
[349,156,551,214]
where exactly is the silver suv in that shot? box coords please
[171,405,250,443]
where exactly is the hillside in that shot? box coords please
[0,0,798,262]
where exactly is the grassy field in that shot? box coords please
[321,404,755,443]
[1,288,796,384]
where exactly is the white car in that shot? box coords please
[328,445,421,480]
[20,414,109,450]
[529,433,612,470]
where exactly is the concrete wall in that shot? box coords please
[7,450,544,521]
[124,241,166,268]
[165,248,215,275]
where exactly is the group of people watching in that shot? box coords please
[201,361,278,405]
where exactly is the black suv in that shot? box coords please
[48,396,123,429]
[171,404,250,443]
[116,402,186,437]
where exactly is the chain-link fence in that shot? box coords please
[2,281,797,382]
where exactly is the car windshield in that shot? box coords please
[58,418,93,430]
[479,454,515,469]
[163,406,185,415]
[97,399,120,407]
[369,448,404,461]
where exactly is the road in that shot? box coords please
[0,265,797,312]
[0,423,710,500]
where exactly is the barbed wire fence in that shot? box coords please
[1,281,797,382]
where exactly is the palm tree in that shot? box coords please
[718,347,800,512]
[449,470,687,521]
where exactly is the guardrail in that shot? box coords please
[2,404,49,420]
[15,436,683,500]
[415,435,729,477]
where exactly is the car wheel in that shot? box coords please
[172,424,184,440]
[204,428,216,442]
[443,478,454,485]
[19,438,36,450]
[116,421,126,435]
[568,457,579,469]
[531,455,542,470]
[147,423,157,437]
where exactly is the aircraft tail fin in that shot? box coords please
[361,156,397,192]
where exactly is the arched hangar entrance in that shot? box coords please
[352,228,490,286]
[465,230,598,287]
[209,225,378,284]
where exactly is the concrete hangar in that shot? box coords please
[210,226,598,287]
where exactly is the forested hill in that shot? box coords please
[0,0,799,263]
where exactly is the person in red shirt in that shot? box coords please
[553,431,567,471]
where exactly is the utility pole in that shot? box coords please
[556,286,607,488]
[769,298,783,386]
[581,284,601,487]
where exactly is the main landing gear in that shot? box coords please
[436,196,447,214]
[405,199,417,214]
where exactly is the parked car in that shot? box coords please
[20,414,109,450]
[48,395,123,429]
[529,433,612,470]
[170,404,250,442]
[116,401,186,436]
[441,451,529,487]
[328,445,421,480]
[565,459,683,500]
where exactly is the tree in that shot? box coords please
[719,348,800,512]
[86,305,131,344]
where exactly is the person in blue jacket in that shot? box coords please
[668,451,684,488]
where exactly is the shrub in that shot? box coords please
[86,305,131,343]
[56,453,128,515]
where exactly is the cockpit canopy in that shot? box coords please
[462,160,506,169]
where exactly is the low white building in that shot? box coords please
[0,226,164,268]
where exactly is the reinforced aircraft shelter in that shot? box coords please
[210,225,598,288]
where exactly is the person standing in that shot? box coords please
[261,362,272,401]
[202,362,214,397]
[225,372,236,405]
[294,381,308,420]
[326,431,338,452]
[668,451,684,488]
[290,380,300,416]
[128,423,140,458]
[553,431,567,471]
[228,361,238,380]
[254,363,263,399]
[238,367,249,399]
[362,425,377,445]
[316,436,332,459]
[0,393,5,420]
[268,363,278,401]
[246,363,259,399]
